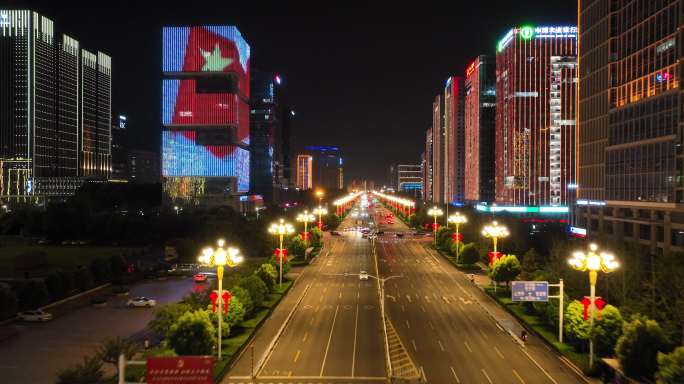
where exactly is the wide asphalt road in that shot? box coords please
[225,206,386,384]
[372,204,585,384]
[0,276,195,383]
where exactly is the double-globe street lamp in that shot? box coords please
[296,210,316,259]
[269,219,295,287]
[427,207,444,245]
[568,243,619,368]
[198,240,243,359]
[448,212,467,260]
[313,206,328,230]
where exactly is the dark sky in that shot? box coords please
[9,0,576,184]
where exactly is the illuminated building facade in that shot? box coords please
[304,146,344,190]
[495,25,577,207]
[296,154,312,190]
[162,25,250,206]
[397,164,422,198]
[464,55,496,203]
[444,76,465,204]
[111,114,128,180]
[0,10,111,203]
[431,95,443,204]
[578,1,684,253]
[424,128,433,202]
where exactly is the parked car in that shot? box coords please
[359,271,369,280]
[127,297,157,307]
[193,273,208,283]
[17,310,53,322]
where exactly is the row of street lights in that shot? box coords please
[426,205,618,368]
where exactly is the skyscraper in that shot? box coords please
[578,1,684,253]
[296,154,312,190]
[495,25,577,208]
[397,164,422,198]
[431,95,443,204]
[424,127,433,202]
[444,76,465,205]
[0,10,111,202]
[162,26,250,206]
[304,146,343,190]
[464,55,496,203]
[111,114,128,181]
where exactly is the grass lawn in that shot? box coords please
[0,245,142,275]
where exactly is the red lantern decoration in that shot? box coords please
[300,232,311,240]
[432,223,440,230]
[222,291,232,314]
[274,248,288,263]
[452,233,463,242]
[581,296,606,320]
[210,290,219,313]
[487,251,502,265]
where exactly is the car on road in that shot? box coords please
[359,270,369,280]
[17,310,52,322]
[127,297,157,307]
[193,273,208,283]
[331,231,341,236]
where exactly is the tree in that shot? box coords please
[73,267,94,292]
[239,275,268,309]
[110,254,128,282]
[0,283,18,320]
[616,314,669,380]
[458,243,480,265]
[208,296,246,336]
[182,289,210,310]
[563,300,623,355]
[310,227,323,247]
[269,254,291,277]
[44,271,67,301]
[150,303,193,336]
[324,214,340,230]
[167,310,216,355]
[657,346,684,384]
[90,258,112,284]
[56,355,104,384]
[17,279,50,310]
[288,235,307,258]
[255,263,277,291]
[521,248,540,279]
[231,285,254,315]
[97,337,139,375]
[488,255,521,287]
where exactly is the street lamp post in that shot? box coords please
[296,211,316,260]
[198,240,243,359]
[316,189,324,206]
[174,206,180,216]
[448,212,467,261]
[427,207,444,245]
[568,243,619,368]
[269,219,295,287]
[481,221,509,254]
[313,206,328,230]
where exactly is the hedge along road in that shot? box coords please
[0,276,195,383]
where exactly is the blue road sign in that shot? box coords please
[511,281,549,302]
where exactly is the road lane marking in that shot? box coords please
[319,304,339,376]
[424,295,431,303]
[352,303,359,377]
[302,332,308,342]
[464,341,472,353]
[429,320,435,330]
[401,304,405,312]
[481,368,494,384]
[406,295,412,303]
[412,339,418,351]
[479,329,489,339]
[339,291,342,299]
[438,340,445,352]
[357,291,360,299]
[320,296,324,302]
[513,369,526,383]
[293,350,300,363]
[450,366,461,383]
[494,346,504,359]
[520,346,559,384]
[406,319,410,329]
[420,305,426,313]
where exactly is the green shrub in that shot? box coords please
[239,275,268,309]
[488,254,521,287]
[564,300,624,356]
[110,254,128,281]
[90,258,112,284]
[657,346,684,384]
[231,286,254,315]
[616,314,669,380]
[45,270,68,300]
[73,267,94,292]
[255,263,277,291]
[458,243,480,265]
[168,310,216,355]
[56,355,104,384]
[96,336,139,375]
[288,235,307,258]
[0,283,18,319]
[150,303,193,336]
[18,279,50,310]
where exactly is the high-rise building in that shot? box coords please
[296,154,312,190]
[431,95,443,204]
[444,76,465,205]
[464,55,496,203]
[495,25,577,208]
[424,128,433,202]
[0,10,111,203]
[129,150,160,184]
[398,164,422,198]
[111,114,128,181]
[578,1,684,253]
[161,26,250,206]
[304,146,343,190]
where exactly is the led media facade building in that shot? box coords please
[444,76,465,205]
[578,1,684,253]
[296,154,312,190]
[495,25,577,207]
[0,10,111,203]
[431,95,444,204]
[464,55,496,203]
[162,26,250,205]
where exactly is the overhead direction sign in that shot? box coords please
[512,281,549,302]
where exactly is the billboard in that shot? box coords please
[162,25,250,192]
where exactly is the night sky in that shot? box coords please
[8,0,576,184]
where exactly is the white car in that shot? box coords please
[127,297,157,307]
[17,310,53,322]
[359,271,369,280]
